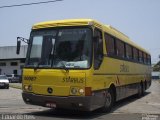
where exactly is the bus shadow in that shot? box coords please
[26,108,105,119]
[112,92,151,112]
[26,92,151,119]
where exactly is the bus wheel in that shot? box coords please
[101,89,114,112]
[137,83,142,98]
[141,82,145,96]
[145,80,147,90]
[137,83,144,97]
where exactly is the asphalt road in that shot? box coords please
[0,80,160,120]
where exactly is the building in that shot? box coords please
[0,46,27,75]
[152,71,160,79]
[153,61,160,71]
[152,61,160,79]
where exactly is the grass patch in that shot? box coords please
[9,84,22,89]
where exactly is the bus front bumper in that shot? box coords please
[22,92,98,111]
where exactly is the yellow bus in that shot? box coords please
[17,19,151,112]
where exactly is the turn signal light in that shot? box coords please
[85,87,92,96]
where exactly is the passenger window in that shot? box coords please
[133,48,138,61]
[105,33,115,56]
[94,29,103,70]
[116,40,125,58]
[147,55,151,65]
[139,51,143,63]
[143,53,147,64]
[126,44,133,59]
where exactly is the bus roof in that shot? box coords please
[32,19,150,54]
[32,19,94,29]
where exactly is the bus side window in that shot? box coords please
[126,44,133,60]
[139,51,143,63]
[143,53,147,64]
[133,48,138,61]
[94,29,103,70]
[116,39,125,58]
[147,54,151,65]
[105,33,116,56]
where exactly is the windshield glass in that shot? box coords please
[26,28,92,69]
[0,75,7,79]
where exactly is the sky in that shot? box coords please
[0,0,160,64]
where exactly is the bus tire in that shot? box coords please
[101,89,114,112]
[137,83,142,98]
[145,80,147,90]
[137,82,144,97]
[141,82,145,96]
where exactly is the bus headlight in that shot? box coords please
[79,88,84,95]
[70,87,78,95]
[70,87,85,95]
[24,85,32,91]
[28,85,32,91]
[24,85,28,90]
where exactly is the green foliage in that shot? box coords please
[153,61,160,71]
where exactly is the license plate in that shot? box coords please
[45,102,56,108]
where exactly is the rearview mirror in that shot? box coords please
[16,37,29,54]
[16,39,21,54]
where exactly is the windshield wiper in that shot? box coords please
[33,61,41,71]
[60,61,69,72]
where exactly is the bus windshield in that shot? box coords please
[26,28,92,69]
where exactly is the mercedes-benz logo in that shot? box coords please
[47,87,53,94]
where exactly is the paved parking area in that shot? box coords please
[0,80,160,120]
[114,80,160,114]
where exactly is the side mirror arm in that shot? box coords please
[17,37,29,44]
[16,37,29,55]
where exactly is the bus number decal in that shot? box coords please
[24,76,36,81]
